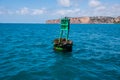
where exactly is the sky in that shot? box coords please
[0,0,120,23]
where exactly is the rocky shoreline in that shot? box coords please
[46,16,120,24]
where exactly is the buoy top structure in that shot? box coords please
[59,17,70,41]
[54,17,73,52]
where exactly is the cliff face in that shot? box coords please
[46,16,120,24]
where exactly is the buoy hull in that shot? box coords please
[53,38,73,52]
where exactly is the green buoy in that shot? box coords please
[53,17,73,52]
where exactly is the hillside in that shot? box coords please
[46,16,120,24]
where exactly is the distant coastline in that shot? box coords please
[46,16,120,24]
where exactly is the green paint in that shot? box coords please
[55,47,63,51]
[59,17,70,42]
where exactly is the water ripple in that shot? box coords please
[0,24,120,80]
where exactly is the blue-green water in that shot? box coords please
[0,24,120,80]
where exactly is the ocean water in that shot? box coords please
[0,23,120,80]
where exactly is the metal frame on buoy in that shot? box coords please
[53,17,73,52]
